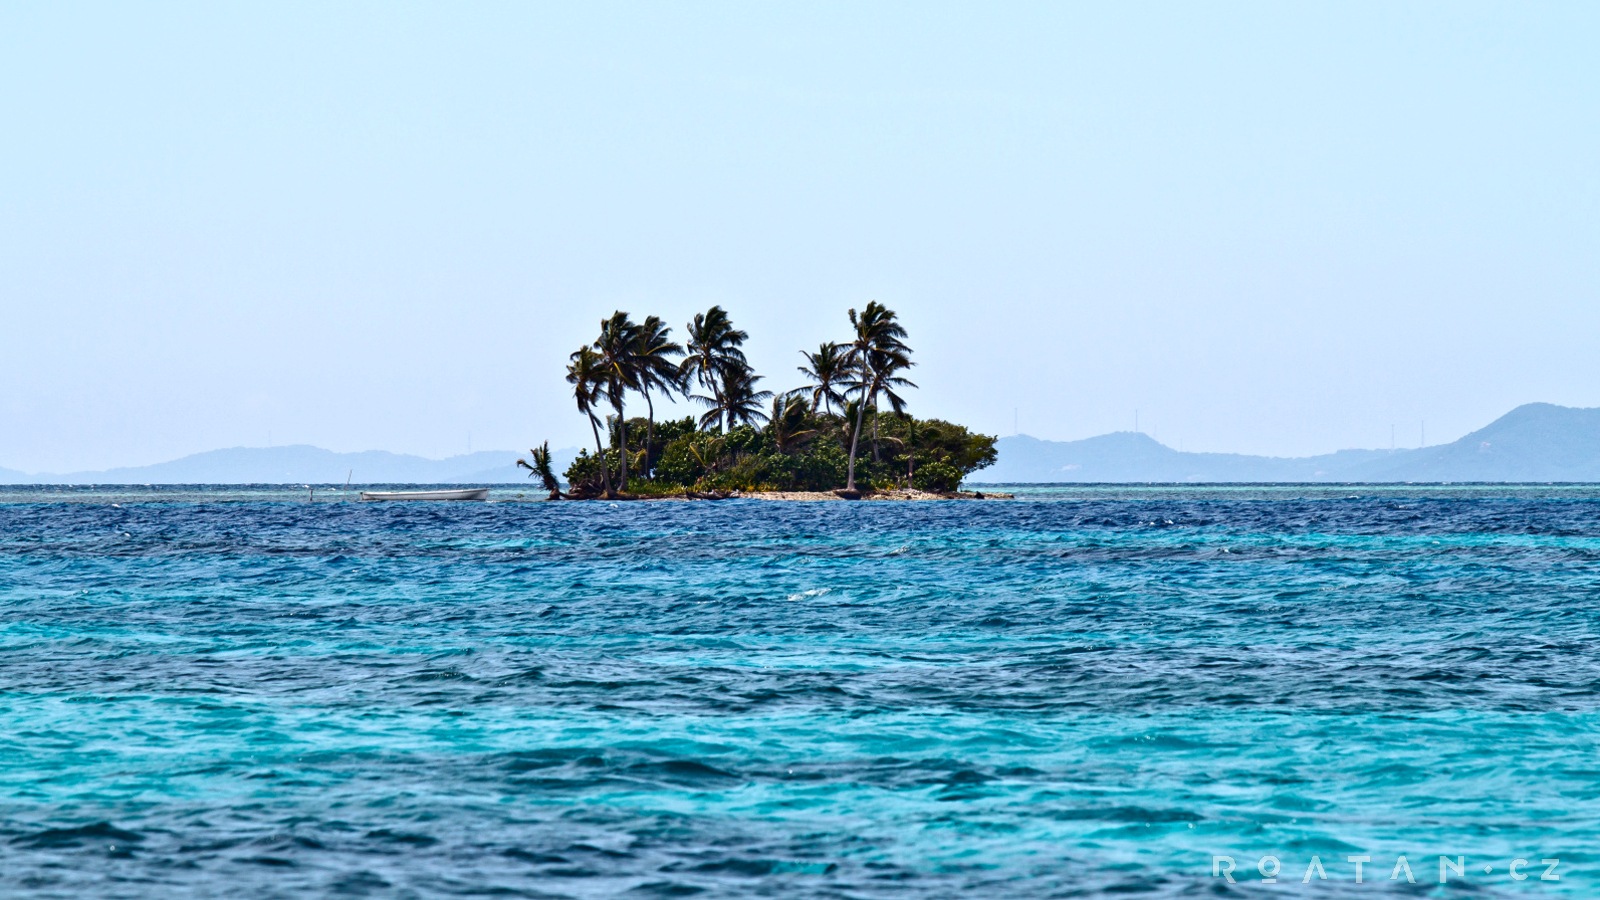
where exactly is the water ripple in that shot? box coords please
[0,487,1596,896]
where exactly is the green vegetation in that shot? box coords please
[538,305,996,498]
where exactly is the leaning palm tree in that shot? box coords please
[594,311,642,488]
[631,315,684,477]
[797,342,847,414]
[681,306,749,432]
[566,345,613,497]
[516,441,563,499]
[843,302,915,492]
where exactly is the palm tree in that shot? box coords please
[631,315,684,477]
[768,391,817,453]
[844,302,915,492]
[594,311,642,489]
[681,306,749,432]
[694,401,724,430]
[837,396,863,449]
[685,431,725,476]
[694,362,770,430]
[721,365,772,428]
[864,344,915,462]
[516,441,563,499]
[797,342,847,414]
[567,345,613,497]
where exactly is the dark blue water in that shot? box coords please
[2,486,1596,897]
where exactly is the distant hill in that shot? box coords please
[974,403,1600,483]
[978,432,1404,483]
[0,445,582,485]
[1353,403,1600,482]
[8,403,1600,485]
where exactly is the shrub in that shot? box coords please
[913,461,963,493]
[654,432,724,487]
[563,449,619,495]
[596,411,991,495]
[784,440,847,490]
[623,479,688,497]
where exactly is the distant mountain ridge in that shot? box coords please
[6,403,1598,485]
[974,403,1600,483]
[0,445,581,485]
[1366,403,1600,482]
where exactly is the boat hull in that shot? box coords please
[358,488,489,502]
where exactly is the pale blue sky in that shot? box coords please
[2,2,1596,472]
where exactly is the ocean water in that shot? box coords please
[2,485,1598,898]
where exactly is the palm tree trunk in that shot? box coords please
[906,420,916,485]
[845,380,874,490]
[589,413,612,497]
[643,390,656,479]
[616,402,628,490]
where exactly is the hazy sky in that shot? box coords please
[3,2,1597,472]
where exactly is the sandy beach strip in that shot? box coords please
[742,489,1013,501]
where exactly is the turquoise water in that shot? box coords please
[2,485,1596,897]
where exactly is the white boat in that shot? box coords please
[359,488,490,502]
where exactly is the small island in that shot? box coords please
[519,303,1006,500]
